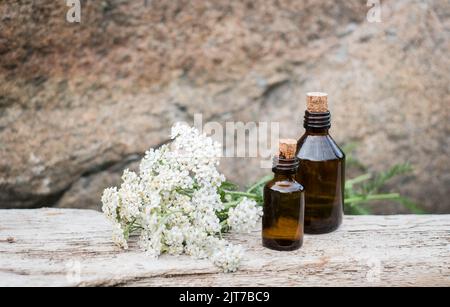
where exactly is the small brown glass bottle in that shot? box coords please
[263,139,305,251]
[296,92,345,234]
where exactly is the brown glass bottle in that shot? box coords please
[296,93,345,234]
[263,140,305,251]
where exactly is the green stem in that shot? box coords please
[345,193,400,204]
[222,190,259,199]
[246,175,273,193]
[123,218,137,239]
[220,220,230,234]
[160,210,183,226]
[349,204,371,215]
[345,173,372,186]
[176,188,194,197]
[223,200,241,210]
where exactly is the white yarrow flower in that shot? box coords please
[228,198,263,233]
[102,124,260,272]
[211,244,244,273]
[111,222,128,250]
[101,187,119,222]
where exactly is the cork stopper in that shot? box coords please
[278,139,297,159]
[306,92,328,113]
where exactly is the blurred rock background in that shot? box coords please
[0,0,449,213]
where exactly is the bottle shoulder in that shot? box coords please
[296,133,345,162]
[265,179,304,194]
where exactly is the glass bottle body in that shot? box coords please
[263,171,305,251]
[296,114,345,234]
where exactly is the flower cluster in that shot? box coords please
[228,197,263,233]
[101,124,262,272]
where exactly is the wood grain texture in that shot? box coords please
[0,208,449,287]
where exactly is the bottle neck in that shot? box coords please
[303,111,331,135]
[272,157,298,180]
[273,171,296,181]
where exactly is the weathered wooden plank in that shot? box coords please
[0,208,449,287]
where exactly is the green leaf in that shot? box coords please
[362,163,412,194]
[346,204,371,215]
[342,142,367,170]
[394,197,426,214]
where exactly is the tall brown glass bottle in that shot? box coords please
[296,93,345,234]
[263,139,305,251]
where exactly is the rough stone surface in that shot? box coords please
[0,1,449,212]
[0,209,449,287]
